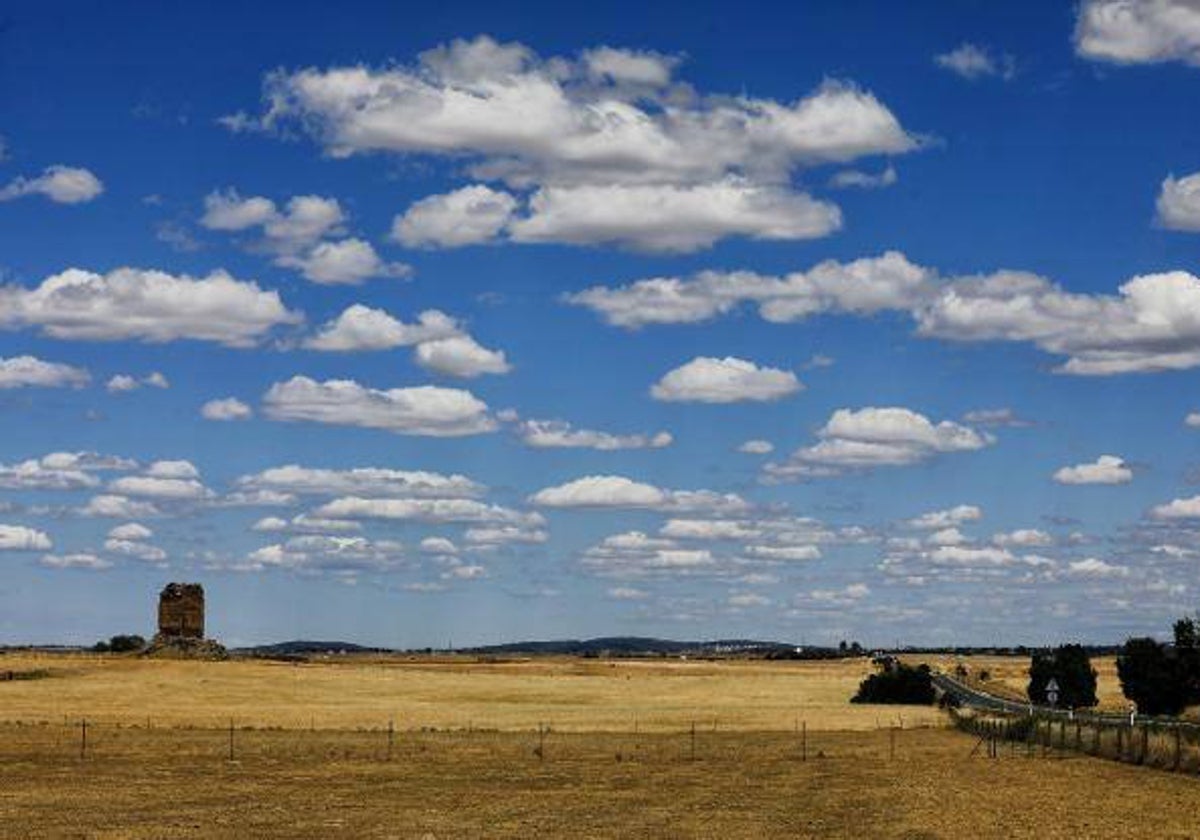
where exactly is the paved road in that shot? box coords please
[931,671,1200,731]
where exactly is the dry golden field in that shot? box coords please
[4,652,1199,839]
[0,652,942,731]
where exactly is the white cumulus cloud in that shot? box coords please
[650,356,801,403]
[0,165,103,204]
[0,356,90,389]
[1053,455,1132,485]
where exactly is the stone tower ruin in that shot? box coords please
[156,582,205,640]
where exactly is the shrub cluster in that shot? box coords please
[92,634,147,653]
[1118,618,1200,716]
[851,662,935,705]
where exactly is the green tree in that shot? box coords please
[1117,637,1190,716]
[1027,644,1098,708]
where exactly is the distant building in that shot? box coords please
[157,583,205,640]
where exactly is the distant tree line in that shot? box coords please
[92,634,146,653]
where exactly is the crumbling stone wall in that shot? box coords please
[157,583,204,640]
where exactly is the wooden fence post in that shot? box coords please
[80,718,87,760]
[1139,723,1149,766]
[1174,726,1182,771]
[801,720,807,762]
[387,718,394,762]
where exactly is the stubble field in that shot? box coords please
[2,652,1197,839]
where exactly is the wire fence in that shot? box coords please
[0,715,937,768]
[950,708,1200,773]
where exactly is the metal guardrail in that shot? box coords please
[932,672,1200,732]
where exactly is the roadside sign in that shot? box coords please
[1045,677,1060,706]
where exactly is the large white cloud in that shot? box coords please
[0,524,52,551]
[1157,172,1200,231]
[766,407,993,480]
[1053,455,1133,485]
[1075,0,1200,66]
[278,238,411,285]
[0,165,103,204]
[0,356,90,389]
[1151,494,1200,519]
[241,535,406,574]
[245,38,917,182]
[529,474,750,514]
[0,268,301,346]
[572,250,1200,376]
[262,376,497,436]
[650,356,801,403]
[233,36,917,253]
[907,504,983,530]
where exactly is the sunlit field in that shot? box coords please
[0,652,940,731]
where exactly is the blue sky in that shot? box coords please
[2,0,1200,647]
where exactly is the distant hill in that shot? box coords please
[235,640,391,656]
[458,637,806,657]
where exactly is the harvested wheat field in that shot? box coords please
[4,653,1199,838]
[0,652,941,731]
[4,723,1200,838]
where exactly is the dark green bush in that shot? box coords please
[851,663,935,705]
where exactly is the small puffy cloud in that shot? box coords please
[414,335,511,378]
[305,306,460,352]
[315,496,541,526]
[565,251,931,330]
[738,439,774,455]
[463,524,549,546]
[145,460,200,480]
[236,464,483,499]
[202,189,408,284]
[908,505,983,530]
[1053,455,1132,485]
[79,494,161,518]
[506,179,842,253]
[514,417,671,450]
[108,475,213,500]
[934,43,1016,79]
[1187,411,1200,428]
[277,238,411,285]
[607,586,649,601]
[0,268,301,347]
[392,185,519,247]
[262,376,497,437]
[0,356,90,389]
[0,524,52,551]
[0,452,135,491]
[0,165,103,204]
[580,531,717,578]
[201,397,253,421]
[962,408,1031,428]
[106,372,168,393]
[992,529,1053,548]
[1157,172,1200,232]
[104,538,167,564]
[766,407,993,480]
[420,537,459,555]
[1067,557,1130,579]
[251,514,360,534]
[40,553,112,570]
[650,356,801,403]
[828,165,897,190]
[530,474,749,514]
[1075,0,1200,66]
[240,535,407,575]
[107,522,152,540]
[1151,494,1200,519]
